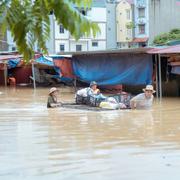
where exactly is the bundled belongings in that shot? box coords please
[99,97,120,110]
[75,88,89,105]
[109,92,132,109]
[75,81,107,107]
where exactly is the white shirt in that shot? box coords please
[130,93,153,109]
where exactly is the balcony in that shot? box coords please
[136,0,146,8]
[137,18,146,24]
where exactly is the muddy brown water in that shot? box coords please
[0,87,180,180]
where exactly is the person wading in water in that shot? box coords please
[130,85,155,109]
[47,87,62,108]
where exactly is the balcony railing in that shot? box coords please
[137,0,146,7]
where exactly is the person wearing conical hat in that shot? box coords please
[47,87,62,108]
[130,85,156,109]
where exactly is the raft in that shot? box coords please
[61,103,118,111]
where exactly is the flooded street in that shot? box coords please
[0,87,180,180]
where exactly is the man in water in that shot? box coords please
[130,85,155,109]
[47,87,62,108]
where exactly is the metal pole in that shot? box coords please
[4,62,7,87]
[155,55,159,99]
[158,54,162,100]
[32,62,36,89]
[74,76,77,92]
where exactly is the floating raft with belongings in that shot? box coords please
[61,103,118,111]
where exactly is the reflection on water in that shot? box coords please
[0,87,180,180]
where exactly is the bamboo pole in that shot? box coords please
[31,61,36,89]
[158,54,162,100]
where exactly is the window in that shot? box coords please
[77,8,88,16]
[138,24,145,34]
[126,9,130,20]
[12,47,16,51]
[76,45,82,51]
[59,44,65,52]
[138,8,145,18]
[92,42,98,47]
[59,25,64,34]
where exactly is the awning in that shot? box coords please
[132,37,148,43]
[147,45,180,54]
[0,55,22,61]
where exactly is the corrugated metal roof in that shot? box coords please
[147,45,180,54]
[58,47,152,56]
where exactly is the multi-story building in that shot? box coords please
[0,30,8,51]
[106,0,117,49]
[133,0,149,47]
[116,0,134,48]
[54,0,107,53]
[149,0,180,45]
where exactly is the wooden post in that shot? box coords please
[155,55,159,99]
[31,62,36,89]
[158,54,162,100]
[74,76,77,92]
[4,61,7,87]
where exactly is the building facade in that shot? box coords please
[0,29,8,51]
[106,0,117,49]
[116,0,134,48]
[148,0,180,45]
[133,0,149,47]
[54,0,107,53]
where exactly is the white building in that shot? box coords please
[54,0,107,53]
[132,0,149,47]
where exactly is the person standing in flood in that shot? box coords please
[47,87,62,108]
[130,85,155,109]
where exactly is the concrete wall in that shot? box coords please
[46,15,55,54]
[134,0,149,39]
[149,0,180,44]
[54,6,107,53]
[116,0,133,42]
[106,1,117,49]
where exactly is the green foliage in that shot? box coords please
[153,28,180,45]
[126,21,135,29]
[0,0,100,61]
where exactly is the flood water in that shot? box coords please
[0,87,180,180]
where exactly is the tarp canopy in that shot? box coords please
[0,54,22,61]
[53,56,74,79]
[72,54,153,85]
[148,45,180,54]
[35,56,54,67]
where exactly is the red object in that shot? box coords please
[11,67,32,84]
[101,84,123,94]
[53,58,74,78]
[147,45,180,54]
[132,37,148,43]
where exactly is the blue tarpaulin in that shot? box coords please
[8,58,21,69]
[35,56,54,66]
[72,54,153,85]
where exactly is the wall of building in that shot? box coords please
[0,28,8,51]
[54,6,107,53]
[116,0,133,44]
[106,1,117,49]
[134,0,149,39]
[46,15,55,54]
[149,0,180,44]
